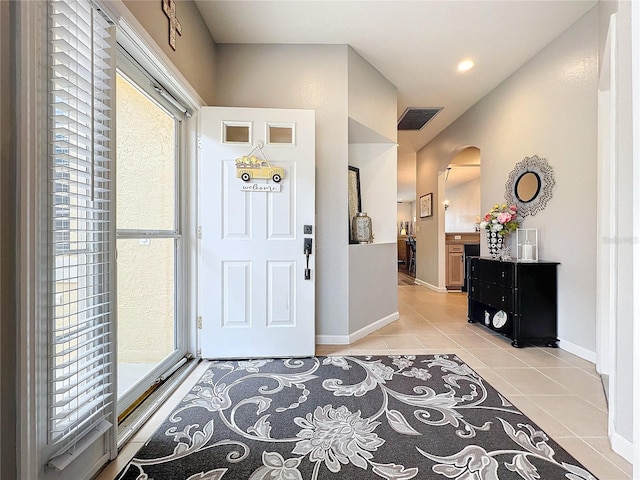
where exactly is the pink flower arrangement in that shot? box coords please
[479,204,520,237]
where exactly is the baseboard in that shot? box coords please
[315,312,400,345]
[413,277,447,293]
[557,338,597,363]
[348,312,399,344]
[610,431,634,463]
[315,334,350,345]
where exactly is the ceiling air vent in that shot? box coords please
[397,107,443,131]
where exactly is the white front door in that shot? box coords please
[198,107,315,358]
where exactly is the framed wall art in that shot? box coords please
[348,166,362,243]
[419,193,433,218]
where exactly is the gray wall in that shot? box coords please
[0,1,17,478]
[216,44,351,336]
[416,7,599,353]
[416,151,442,287]
[124,0,217,105]
[347,47,397,143]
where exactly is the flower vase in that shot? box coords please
[486,231,504,259]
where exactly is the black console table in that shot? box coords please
[466,257,559,348]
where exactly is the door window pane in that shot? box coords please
[268,125,294,144]
[223,123,251,143]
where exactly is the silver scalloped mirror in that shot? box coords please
[504,155,555,217]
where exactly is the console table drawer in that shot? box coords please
[471,260,514,285]
[481,282,513,311]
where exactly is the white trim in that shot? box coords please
[96,0,203,111]
[596,13,617,378]
[315,335,350,345]
[413,277,447,293]
[316,312,400,345]
[16,1,47,477]
[348,312,399,344]
[557,338,597,363]
[631,0,640,476]
[610,431,634,464]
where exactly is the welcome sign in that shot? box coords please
[240,183,281,192]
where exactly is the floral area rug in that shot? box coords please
[117,355,598,480]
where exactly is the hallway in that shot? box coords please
[97,284,631,479]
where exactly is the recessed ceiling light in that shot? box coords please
[457,60,475,72]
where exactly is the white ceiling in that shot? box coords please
[195,0,597,201]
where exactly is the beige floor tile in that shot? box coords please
[387,348,430,355]
[447,333,500,349]
[421,349,465,357]
[479,333,514,348]
[556,437,631,479]
[415,334,463,349]
[422,314,465,324]
[376,322,419,335]
[536,367,608,412]
[545,348,600,372]
[451,350,488,370]
[505,347,573,367]
[584,437,633,475]
[433,323,481,335]
[492,367,570,395]
[380,335,423,350]
[350,336,388,351]
[530,395,609,437]
[94,441,144,480]
[472,367,523,395]
[464,348,529,368]
[507,396,577,438]
[405,322,443,334]
[350,349,390,356]
[315,345,351,356]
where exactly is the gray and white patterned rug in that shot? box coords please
[117,355,598,479]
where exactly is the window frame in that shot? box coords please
[16,0,202,476]
[113,53,189,419]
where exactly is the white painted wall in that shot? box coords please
[444,176,481,233]
[416,8,599,355]
[349,143,397,244]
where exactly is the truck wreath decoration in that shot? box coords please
[235,155,285,183]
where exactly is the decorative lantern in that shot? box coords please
[516,228,538,262]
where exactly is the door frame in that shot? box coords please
[197,106,316,359]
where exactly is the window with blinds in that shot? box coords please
[48,0,115,463]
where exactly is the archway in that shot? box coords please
[442,147,481,290]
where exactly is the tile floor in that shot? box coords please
[95,284,632,480]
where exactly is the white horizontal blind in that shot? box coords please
[48,0,115,457]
